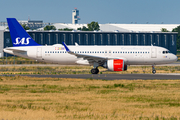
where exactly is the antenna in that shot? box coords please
[28,15,30,21]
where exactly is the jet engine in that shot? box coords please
[103,59,127,71]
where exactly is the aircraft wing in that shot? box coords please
[62,42,107,65]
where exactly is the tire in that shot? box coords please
[152,70,156,74]
[91,68,99,74]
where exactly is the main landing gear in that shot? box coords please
[91,62,100,74]
[91,68,99,74]
[152,65,156,74]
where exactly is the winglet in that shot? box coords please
[75,42,79,46]
[62,42,70,52]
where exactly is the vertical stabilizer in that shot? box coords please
[7,18,40,47]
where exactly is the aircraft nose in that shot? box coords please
[173,55,178,62]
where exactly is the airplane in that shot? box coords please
[3,18,178,74]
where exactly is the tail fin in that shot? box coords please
[7,18,40,47]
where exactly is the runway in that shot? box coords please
[4,74,180,80]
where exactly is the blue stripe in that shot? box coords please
[62,42,70,52]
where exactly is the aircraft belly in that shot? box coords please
[43,53,77,64]
[126,54,164,65]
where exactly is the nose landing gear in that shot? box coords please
[152,65,156,74]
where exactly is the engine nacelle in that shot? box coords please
[103,59,127,71]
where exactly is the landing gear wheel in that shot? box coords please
[152,65,156,74]
[152,70,156,74]
[91,68,99,74]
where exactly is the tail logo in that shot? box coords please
[14,37,30,45]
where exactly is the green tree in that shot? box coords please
[77,26,89,31]
[87,21,100,31]
[172,25,180,50]
[21,24,30,30]
[161,28,169,32]
[44,25,56,30]
[58,28,73,31]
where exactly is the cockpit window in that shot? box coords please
[162,51,171,54]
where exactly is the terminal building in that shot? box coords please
[0,30,178,57]
[0,8,179,57]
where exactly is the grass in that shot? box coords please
[0,56,47,64]
[0,76,180,119]
[0,65,180,75]
[177,54,180,61]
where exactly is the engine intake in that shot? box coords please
[103,59,127,71]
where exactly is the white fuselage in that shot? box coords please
[3,44,177,65]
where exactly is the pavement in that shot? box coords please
[2,74,180,80]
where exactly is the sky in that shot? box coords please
[0,0,180,24]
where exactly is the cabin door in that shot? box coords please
[151,48,157,58]
[36,47,42,58]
